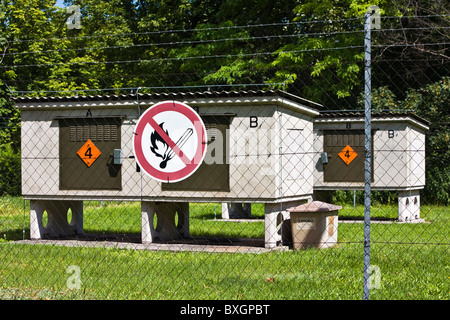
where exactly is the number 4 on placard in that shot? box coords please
[84,147,92,159]
[66,5,81,30]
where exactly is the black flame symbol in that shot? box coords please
[150,123,194,169]
[150,122,173,169]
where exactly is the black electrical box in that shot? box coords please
[323,130,373,183]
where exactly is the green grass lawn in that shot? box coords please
[0,197,448,300]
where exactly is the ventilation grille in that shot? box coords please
[69,123,118,142]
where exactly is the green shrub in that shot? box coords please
[0,144,21,196]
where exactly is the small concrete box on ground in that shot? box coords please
[287,201,341,249]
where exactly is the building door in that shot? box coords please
[59,117,122,190]
[162,114,231,192]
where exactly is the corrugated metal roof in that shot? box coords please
[11,89,323,109]
[12,90,428,126]
[317,110,430,126]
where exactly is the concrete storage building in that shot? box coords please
[313,111,428,222]
[16,90,320,248]
[14,90,429,249]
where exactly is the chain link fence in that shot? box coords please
[0,8,448,304]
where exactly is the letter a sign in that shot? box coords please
[133,101,207,183]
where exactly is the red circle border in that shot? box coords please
[133,101,207,183]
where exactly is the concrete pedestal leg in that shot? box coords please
[30,200,83,239]
[141,201,156,243]
[221,203,252,219]
[141,202,189,243]
[398,190,421,222]
[264,200,308,249]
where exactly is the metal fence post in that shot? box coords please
[363,11,372,300]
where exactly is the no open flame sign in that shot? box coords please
[133,101,207,183]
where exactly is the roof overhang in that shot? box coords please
[13,90,321,117]
[315,110,430,131]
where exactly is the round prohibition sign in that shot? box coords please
[133,101,207,183]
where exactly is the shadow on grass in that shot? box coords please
[1,227,28,241]
[0,226,142,243]
[338,216,397,222]
[2,227,267,248]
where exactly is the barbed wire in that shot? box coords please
[5,16,365,44]
[2,13,448,99]
[0,46,361,69]
[4,26,449,58]
[2,42,447,70]
[5,14,448,45]
[3,30,364,57]
[9,83,282,96]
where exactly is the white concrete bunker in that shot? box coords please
[15,90,429,249]
[313,111,428,223]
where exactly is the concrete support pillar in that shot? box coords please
[141,201,189,243]
[398,190,421,222]
[30,200,83,239]
[264,200,308,249]
[221,203,251,219]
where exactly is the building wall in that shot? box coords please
[372,122,409,188]
[280,107,315,199]
[407,126,426,187]
[20,100,316,202]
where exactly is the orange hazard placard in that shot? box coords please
[77,139,101,167]
[338,145,358,165]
